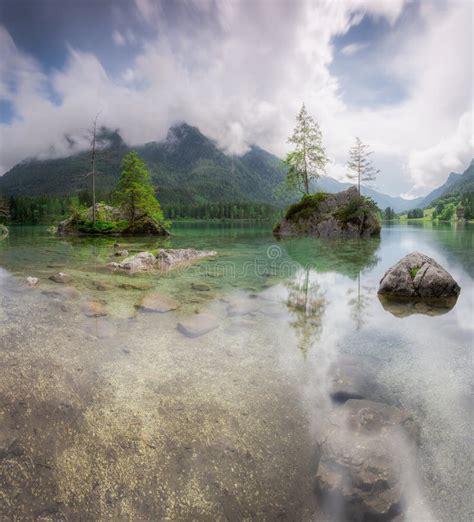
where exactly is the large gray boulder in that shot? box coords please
[274,187,380,239]
[378,252,460,300]
[316,399,418,521]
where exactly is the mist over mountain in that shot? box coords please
[0,123,465,213]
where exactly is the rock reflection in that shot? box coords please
[378,295,459,317]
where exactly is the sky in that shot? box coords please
[0,0,472,198]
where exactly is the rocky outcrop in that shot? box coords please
[316,399,417,521]
[274,187,380,239]
[378,252,460,300]
[108,248,216,272]
[57,204,170,236]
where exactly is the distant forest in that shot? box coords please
[5,193,281,224]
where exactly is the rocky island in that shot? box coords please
[57,203,169,236]
[57,151,170,237]
[273,187,380,239]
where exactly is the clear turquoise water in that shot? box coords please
[0,222,472,520]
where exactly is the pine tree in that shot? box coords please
[347,137,380,194]
[113,151,164,226]
[283,104,329,195]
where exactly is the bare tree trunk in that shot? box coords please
[90,115,99,225]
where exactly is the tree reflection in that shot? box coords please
[286,267,326,356]
[347,273,376,330]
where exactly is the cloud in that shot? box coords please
[0,0,472,198]
[112,30,126,47]
[340,42,368,56]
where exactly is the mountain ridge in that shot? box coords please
[0,123,465,213]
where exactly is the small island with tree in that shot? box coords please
[57,151,170,236]
[273,105,381,239]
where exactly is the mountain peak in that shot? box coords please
[166,122,202,144]
[447,172,462,182]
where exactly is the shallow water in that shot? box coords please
[0,222,472,520]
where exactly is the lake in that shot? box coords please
[0,223,472,520]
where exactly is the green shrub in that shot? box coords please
[285,192,328,221]
[77,219,127,234]
[334,196,380,229]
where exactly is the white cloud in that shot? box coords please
[340,42,368,56]
[0,0,472,198]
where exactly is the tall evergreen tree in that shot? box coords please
[113,151,164,226]
[347,137,380,194]
[282,104,329,195]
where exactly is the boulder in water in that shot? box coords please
[274,187,380,239]
[108,252,156,272]
[108,248,216,272]
[156,248,217,270]
[378,252,460,300]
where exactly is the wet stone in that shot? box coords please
[177,313,219,338]
[81,301,108,318]
[137,293,179,313]
[191,282,211,292]
[49,272,72,284]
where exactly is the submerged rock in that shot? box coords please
[328,355,379,404]
[191,282,211,292]
[85,319,117,339]
[316,399,417,521]
[81,301,108,318]
[378,251,460,300]
[108,248,216,273]
[156,248,217,270]
[177,312,219,337]
[25,276,39,288]
[49,272,72,284]
[274,187,380,239]
[226,298,262,317]
[136,292,179,313]
[108,252,156,272]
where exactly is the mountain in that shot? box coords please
[0,124,285,206]
[0,122,424,212]
[428,160,474,206]
[418,171,463,208]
